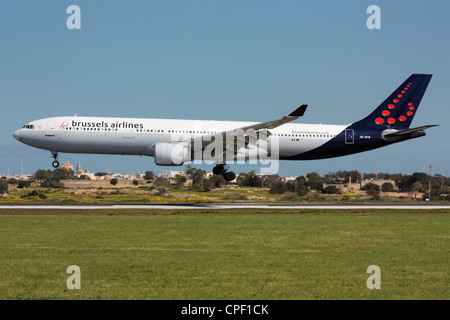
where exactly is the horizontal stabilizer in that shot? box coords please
[382,124,439,141]
[383,125,439,137]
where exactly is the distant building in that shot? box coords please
[359,179,397,190]
[62,160,74,171]
[76,162,82,174]
[158,170,186,178]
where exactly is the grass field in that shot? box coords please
[0,209,448,300]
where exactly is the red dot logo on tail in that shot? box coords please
[375,117,384,125]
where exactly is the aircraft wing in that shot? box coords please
[238,104,308,132]
[192,105,308,159]
[205,104,307,139]
[194,104,307,143]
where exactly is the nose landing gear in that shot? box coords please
[51,152,60,168]
[213,164,236,182]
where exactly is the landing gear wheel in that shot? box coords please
[213,163,235,181]
[223,171,236,182]
[213,164,228,175]
[51,152,60,168]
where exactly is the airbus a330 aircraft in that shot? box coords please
[13,74,437,181]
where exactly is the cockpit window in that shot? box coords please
[22,125,34,129]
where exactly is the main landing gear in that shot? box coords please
[51,152,60,168]
[213,164,236,182]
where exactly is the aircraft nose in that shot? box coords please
[13,130,20,141]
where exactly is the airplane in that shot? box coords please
[13,74,437,181]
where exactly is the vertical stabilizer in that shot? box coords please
[356,74,432,128]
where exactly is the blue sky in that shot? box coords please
[1,0,449,177]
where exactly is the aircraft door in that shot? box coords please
[345,129,354,144]
[45,121,56,136]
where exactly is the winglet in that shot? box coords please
[289,104,308,117]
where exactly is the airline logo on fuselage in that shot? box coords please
[63,120,144,129]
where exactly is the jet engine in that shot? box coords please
[154,142,189,166]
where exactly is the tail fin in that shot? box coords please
[357,74,432,128]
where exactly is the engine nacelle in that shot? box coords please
[154,143,189,166]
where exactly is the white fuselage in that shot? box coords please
[14,116,347,161]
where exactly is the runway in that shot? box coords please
[1,203,449,210]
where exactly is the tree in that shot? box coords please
[153,176,169,187]
[143,171,155,181]
[261,175,282,188]
[364,183,380,199]
[208,174,223,188]
[306,172,323,191]
[322,185,339,194]
[33,169,53,180]
[381,182,395,192]
[237,171,261,187]
[0,181,8,194]
[333,170,361,183]
[412,181,426,193]
[323,172,337,184]
[294,176,309,196]
[202,179,214,192]
[17,181,31,189]
[362,183,380,191]
[173,174,187,187]
[349,170,362,183]
[110,178,118,185]
[52,168,74,181]
[269,181,287,194]
[186,166,206,189]
[367,188,380,199]
[412,172,429,186]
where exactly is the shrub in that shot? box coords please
[27,190,39,197]
[322,186,339,194]
[282,191,297,200]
